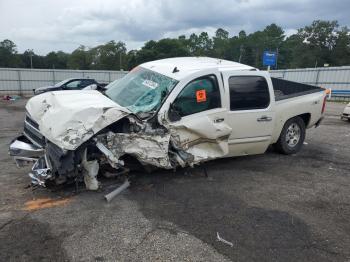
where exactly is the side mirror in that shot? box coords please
[168,103,182,122]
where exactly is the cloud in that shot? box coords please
[0,0,349,54]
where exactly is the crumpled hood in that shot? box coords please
[26,90,130,150]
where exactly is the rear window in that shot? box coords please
[229,76,270,111]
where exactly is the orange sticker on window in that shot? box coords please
[196,89,207,102]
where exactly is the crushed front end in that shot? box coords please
[9,114,52,186]
[9,112,108,188]
[9,110,177,189]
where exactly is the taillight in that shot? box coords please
[321,94,327,114]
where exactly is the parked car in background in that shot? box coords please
[341,102,350,121]
[33,78,108,95]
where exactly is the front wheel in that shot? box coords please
[275,117,306,155]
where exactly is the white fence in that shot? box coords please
[1,66,350,97]
[270,66,350,91]
[0,68,128,95]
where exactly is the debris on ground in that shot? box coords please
[104,179,130,202]
[216,232,234,247]
[3,95,21,101]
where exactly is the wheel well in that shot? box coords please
[295,113,311,127]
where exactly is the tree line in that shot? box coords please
[1,20,349,71]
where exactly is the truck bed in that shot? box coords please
[272,77,324,101]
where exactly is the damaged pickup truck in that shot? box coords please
[9,57,327,189]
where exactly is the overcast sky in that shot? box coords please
[0,0,349,55]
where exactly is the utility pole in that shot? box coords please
[29,53,33,69]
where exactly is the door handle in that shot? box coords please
[214,118,225,123]
[257,116,272,122]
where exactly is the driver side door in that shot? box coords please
[164,74,232,164]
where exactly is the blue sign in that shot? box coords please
[263,51,277,67]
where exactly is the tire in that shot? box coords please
[275,116,306,155]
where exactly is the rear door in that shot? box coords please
[221,71,275,157]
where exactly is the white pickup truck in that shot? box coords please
[9,57,326,189]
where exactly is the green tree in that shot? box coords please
[90,41,127,70]
[188,32,213,56]
[0,39,21,67]
[67,45,91,70]
[297,20,339,67]
[132,38,190,66]
[213,28,230,58]
[331,27,350,66]
[126,50,139,70]
[45,51,69,69]
[2,20,350,71]
[20,49,47,69]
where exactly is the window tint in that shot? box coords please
[81,79,94,87]
[172,75,221,117]
[229,76,270,110]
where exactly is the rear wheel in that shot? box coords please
[275,117,306,155]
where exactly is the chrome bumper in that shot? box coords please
[9,135,52,186]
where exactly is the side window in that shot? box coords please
[81,79,93,87]
[65,80,82,89]
[229,76,270,111]
[172,75,221,117]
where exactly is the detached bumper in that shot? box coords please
[9,135,52,186]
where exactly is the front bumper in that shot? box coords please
[9,135,52,186]
[341,113,350,120]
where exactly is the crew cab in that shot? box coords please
[9,57,326,189]
[33,78,108,95]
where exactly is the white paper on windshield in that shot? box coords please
[142,79,159,89]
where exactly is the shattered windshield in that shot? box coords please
[106,67,178,114]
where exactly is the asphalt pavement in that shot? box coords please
[0,99,349,262]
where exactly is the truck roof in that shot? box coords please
[141,57,257,80]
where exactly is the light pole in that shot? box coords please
[238,44,244,63]
[119,52,123,70]
[27,49,34,69]
[30,54,33,69]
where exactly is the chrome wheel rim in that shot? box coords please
[286,123,301,147]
